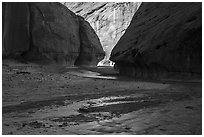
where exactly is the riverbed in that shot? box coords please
[2,60,202,135]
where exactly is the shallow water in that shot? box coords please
[67,69,118,80]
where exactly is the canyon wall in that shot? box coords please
[64,2,141,65]
[110,2,202,78]
[3,2,104,66]
[3,2,30,55]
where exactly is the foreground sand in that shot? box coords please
[2,60,202,135]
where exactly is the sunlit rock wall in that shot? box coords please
[64,2,141,61]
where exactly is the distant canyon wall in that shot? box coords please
[3,2,104,66]
[64,2,141,59]
[110,2,202,78]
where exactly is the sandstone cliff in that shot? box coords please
[75,16,104,66]
[3,2,104,66]
[64,2,141,63]
[3,2,30,55]
[110,2,202,78]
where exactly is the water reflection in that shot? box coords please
[67,69,118,80]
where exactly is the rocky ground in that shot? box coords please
[2,59,202,135]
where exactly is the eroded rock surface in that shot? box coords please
[75,16,104,66]
[2,2,104,66]
[64,2,141,60]
[110,2,202,78]
[28,2,81,65]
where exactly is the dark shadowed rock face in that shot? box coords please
[75,16,104,66]
[2,2,104,66]
[28,2,81,65]
[110,2,202,78]
[64,2,141,61]
[3,2,30,55]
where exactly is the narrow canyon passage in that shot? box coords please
[2,2,202,135]
[64,2,141,66]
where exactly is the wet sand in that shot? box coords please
[2,59,202,135]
